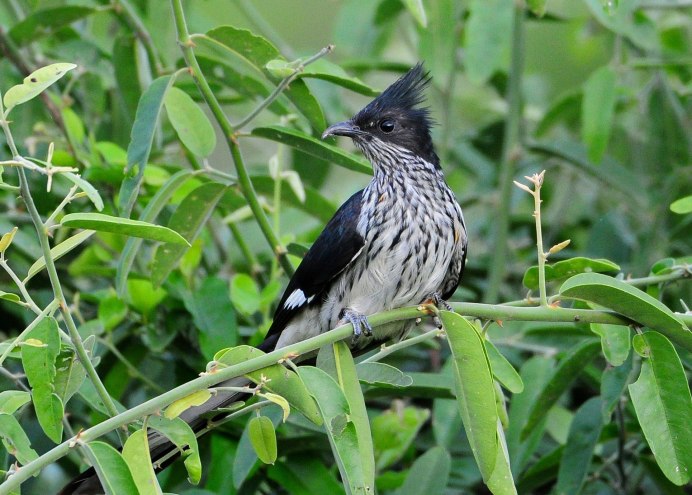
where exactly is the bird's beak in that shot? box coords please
[321,120,360,140]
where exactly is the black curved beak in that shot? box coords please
[321,120,360,140]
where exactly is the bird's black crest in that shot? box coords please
[352,63,439,167]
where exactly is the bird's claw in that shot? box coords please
[340,308,373,341]
[422,292,452,329]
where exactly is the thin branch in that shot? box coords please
[170,0,295,276]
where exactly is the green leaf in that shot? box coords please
[590,323,630,366]
[298,366,364,493]
[61,213,189,246]
[0,413,39,465]
[0,227,18,254]
[164,86,216,157]
[249,415,277,464]
[252,126,371,175]
[486,341,524,394]
[230,273,261,315]
[521,340,600,440]
[151,182,227,286]
[251,175,337,223]
[527,0,548,16]
[356,362,413,388]
[670,195,692,214]
[442,311,498,481]
[3,63,77,114]
[116,169,195,297]
[401,0,427,27]
[629,332,692,486]
[8,6,95,46]
[0,291,21,303]
[464,0,513,84]
[205,26,325,131]
[582,66,617,163]
[298,59,379,96]
[113,35,142,123]
[555,397,604,495]
[165,390,212,420]
[233,406,282,488]
[522,257,620,290]
[400,446,451,495]
[24,229,95,282]
[487,420,518,495]
[54,344,89,405]
[267,456,344,495]
[98,295,128,332]
[126,279,167,317]
[119,75,174,217]
[84,441,139,495]
[0,391,31,415]
[185,277,238,360]
[372,406,430,470]
[418,0,459,84]
[62,172,104,211]
[122,428,162,495]
[21,316,63,442]
[215,346,322,425]
[560,273,692,352]
[600,351,633,422]
[148,416,202,485]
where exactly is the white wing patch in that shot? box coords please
[284,289,308,310]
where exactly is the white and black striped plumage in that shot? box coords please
[60,63,467,495]
[264,62,467,353]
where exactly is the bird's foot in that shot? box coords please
[339,308,373,341]
[421,292,453,329]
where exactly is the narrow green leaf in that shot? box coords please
[556,398,604,495]
[418,0,458,83]
[582,66,617,163]
[119,75,174,217]
[230,273,261,316]
[298,59,379,96]
[487,420,518,495]
[0,391,30,415]
[113,35,142,123]
[600,352,633,422]
[520,340,600,440]
[401,0,427,27]
[54,345,89,405]
[400,446,451,495]
[164,86,216,157]
[0,413,39,465]
[590,323,630,366]
[24,230,95,282]
[267,455,345,495]
[442,311,498,480]
[527,0,548,16]
[116,170,195,297]
[84,441,139,495]
[670,195,692,214]
[252,126,371,175]
[61,213,189,245]
[0,227,18,253]
[523,257,620,290]
[0,291,20,303]
[629,332,692,486]
[62,172,104,211]
[148,416,202,485]
[122,428,162,495]
[249,415,277,464]
[165,390,212,420]
[486,341,524,394]
[560,273,692,352]
[356,362,413,388]
[251,175,336,223]
[3,63,77,114]
[464,0,513,84]
[151,182,227,286]
[8,6,94,46]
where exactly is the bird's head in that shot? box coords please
[322,63,439,170]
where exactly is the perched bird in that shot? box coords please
[60,63,467,494]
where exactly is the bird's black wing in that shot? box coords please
[440,216,468,301]
[263,189,366,348]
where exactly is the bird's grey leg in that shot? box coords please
[339,308,373,339]
[421,292,453,329]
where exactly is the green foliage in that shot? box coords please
[0,1,690,494]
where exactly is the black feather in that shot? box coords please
[263,190,365,348]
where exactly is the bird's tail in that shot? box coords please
[58,375,251,495]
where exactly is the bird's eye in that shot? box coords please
[379,119,395,133]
